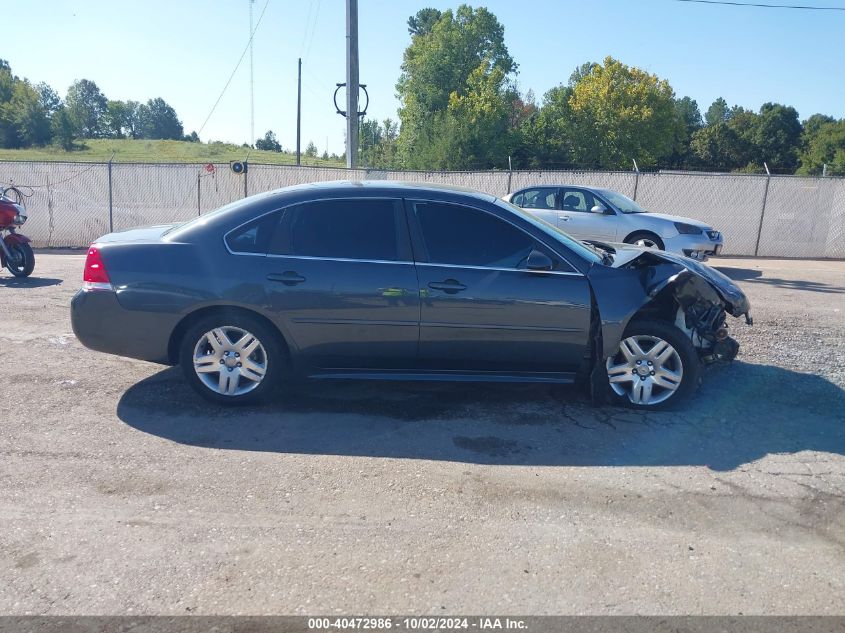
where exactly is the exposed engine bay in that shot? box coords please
[584,244,753,402]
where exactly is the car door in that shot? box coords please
[557,188,619,241]
[261,198,420,371]
[408,199,593,375]
[511,187,559,225]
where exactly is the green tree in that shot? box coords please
[802,113,835,141]
[51,105,76,150]
[705,97,729,126]
[305,140,318,157]
[753,102,802,171]
[523,85,576,168]
[10,79,51,146]
[137,97,183,140]
[568,62,599,87]
[396,4,516,168]
[505,90,539,168]
[0,61,18,147]
[797,118,845,176]
[104,100,129,138]
[66,79,108,137]
[362,118,401,168]
[35,82,61,117]
[567,56,678,169]
[256,130,282,152]
[690,122,749,171]
[122,101,142,139]
[668,96,703,168]
[407,8,442,36]
[439,60,514,168]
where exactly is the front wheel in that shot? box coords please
[5,242,35,277]
[605,319,700,409]
[624,232,664,250]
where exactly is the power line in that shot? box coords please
[668,0,845,10]
[303,0,322,64]
[300,0,315,54]
[197,0,271,137]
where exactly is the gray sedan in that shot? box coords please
[71,181,750,409]
[504,185,723,261]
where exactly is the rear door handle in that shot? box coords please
[428,279,467,294]
[558,215,571,221]
[267,271,306,285]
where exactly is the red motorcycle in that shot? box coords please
[0,186,34,277]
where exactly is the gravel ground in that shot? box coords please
[0,254,843,615]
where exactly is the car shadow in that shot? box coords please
[715,266,845,294]
[714,266,763,281]
[0,276,63,288]
[116,361,845,471]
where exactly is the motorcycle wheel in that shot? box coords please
[6,242,35,277]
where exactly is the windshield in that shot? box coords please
[600,189,647,214]
[493,198,603,266]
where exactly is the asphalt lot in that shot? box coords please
[1,253,844,615]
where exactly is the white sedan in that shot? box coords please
[503,185,723,261]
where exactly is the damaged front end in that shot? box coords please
[585,247,753,400]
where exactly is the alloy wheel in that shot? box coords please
[192,326,268,396]
[606,335,684,406]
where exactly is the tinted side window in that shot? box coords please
[273,199,403,261]
[414,202,541,269]
[225,212,279,254]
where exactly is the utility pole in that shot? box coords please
[249,0,256,147]
[296,58,302,166]
[346,0,359,168]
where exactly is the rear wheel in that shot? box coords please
[179,313,284,405]
[624,231,664,250]
[5,242,34,277]
[605,319,700,409]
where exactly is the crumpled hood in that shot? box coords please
[606,243,750,318]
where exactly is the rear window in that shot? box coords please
[225,213,279,254]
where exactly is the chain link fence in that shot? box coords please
[3,160,844,258]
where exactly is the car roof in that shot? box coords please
[265,179,498,202]
[515,184,605,194]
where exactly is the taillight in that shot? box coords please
[83,245,113,291]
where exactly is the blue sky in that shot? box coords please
[4,0,844,154]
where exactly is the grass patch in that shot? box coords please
[0,139,345,167]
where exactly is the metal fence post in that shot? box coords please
[107,156,114,233]
[754,163,771,257]
[632,159,640,201]
[243,164,249,198]
[507,155,513,195]
[197,172,201,216]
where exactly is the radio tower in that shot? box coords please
[249,0,256,147]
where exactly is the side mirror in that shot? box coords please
[525,249,553,271]
[591,204,608,214]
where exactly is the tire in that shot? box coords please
[5,242,35,277]
[624,231,664,250]
[605,319,700,410]
[178,312,285,405]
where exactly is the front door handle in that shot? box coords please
[558,215,571,221]
[428,279,467,294]
[267,271,306,285]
